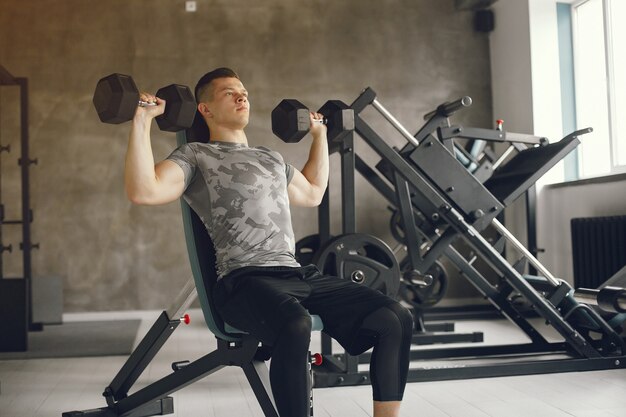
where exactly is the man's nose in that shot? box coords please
[237,94,246,102]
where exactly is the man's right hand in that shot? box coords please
[135,92,166,123]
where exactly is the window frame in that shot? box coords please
[570,0,626,177]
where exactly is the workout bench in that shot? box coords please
[63,122,323,417]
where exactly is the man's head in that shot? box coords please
[194,67,250,134]
[194,67,240,104]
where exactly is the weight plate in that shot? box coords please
[295,234,327,266]
[313,233,400,298]
[399,260,449,308]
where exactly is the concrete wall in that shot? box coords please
[489,0,534,251]
[0,0,492,312]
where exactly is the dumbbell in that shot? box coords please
[93,73,197,132]
[271,99,354,144]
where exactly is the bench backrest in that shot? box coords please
[176,117,241,342]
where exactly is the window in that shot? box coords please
[571,0,625,178]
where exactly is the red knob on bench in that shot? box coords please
[180,314,191,325]
[310,353,323,366]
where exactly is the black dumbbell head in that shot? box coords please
[318,100,354,145]
[93,73,140,124]
[155,84,197,132]
[271,99,310,143]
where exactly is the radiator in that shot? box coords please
[571,215,626,288]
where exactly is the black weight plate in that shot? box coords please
[313,233,400,298]
[295,234,327,266]
[389,209,405,244]
[93,73,139,124]
[399,260,449,308]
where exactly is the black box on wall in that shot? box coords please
[0,279,28,351]
[474,9,495,32]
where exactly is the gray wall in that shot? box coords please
[0,0,492,312]
[538,177,626,286]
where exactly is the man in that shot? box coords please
[125,67,412,417]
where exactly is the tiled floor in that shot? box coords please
[1,309,625,417]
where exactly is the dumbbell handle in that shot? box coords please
[138,100,158,108]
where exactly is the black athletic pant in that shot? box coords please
[214,265,413,417]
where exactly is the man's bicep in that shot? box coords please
[154,160,186,203]
[287,167,317,207]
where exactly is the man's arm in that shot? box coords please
[287,112,328,207]
[124,94,186,205]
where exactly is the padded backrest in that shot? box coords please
[176,120,241,342]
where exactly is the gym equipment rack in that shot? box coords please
[0,64,39,352]
[310,87,626,387]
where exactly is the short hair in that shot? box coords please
[194,67,240,104]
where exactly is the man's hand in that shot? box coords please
[309,111,327,138]
[134,92,166,124]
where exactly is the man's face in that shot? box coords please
[200,77,250,129]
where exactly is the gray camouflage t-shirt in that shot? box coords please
[167,141,301,278]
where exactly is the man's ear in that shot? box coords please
[198,102,212,118]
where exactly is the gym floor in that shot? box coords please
[1,309,625,417]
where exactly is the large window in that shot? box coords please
[571,0,625,178]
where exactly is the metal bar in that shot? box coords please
[371,98,420,147]
[440,127,546,145]
[349,87,442,146]
[361,342,568,363]
[166,278,197,320]
[423,96,472,120]
[354,155,397,203]
[440,126,506,142]
[573,288,598,305]
[409,331,483,346]
[444,245,550,345]
[0,65,18,85]
[313,354,626,387]
[393,171,423,271]
[526,185,538,275]
[340,133,356,234]
[17,77,37,330]
[414,227,456,273]
[491,218,559,287]
[115,351,227,415]
[574,287,626,312]
[354,116,448,211]
[318,143,334,357]
[443,206,601,358]
[505,131,546,145]
[115,337,258,415]
[242,361,279,417]
[2,219,24,225]
[350,87,377,114]
[403,356,626,383]
[108,312,179,400]
[113,279,197,400]
[491,145,515,170]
